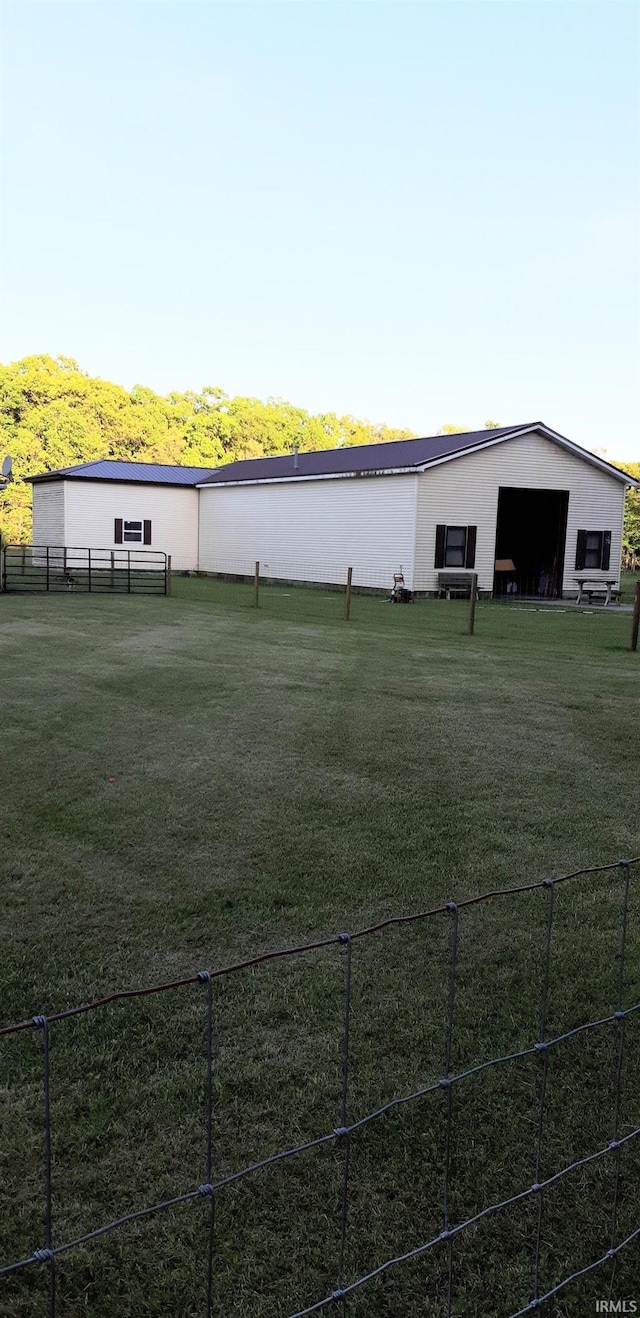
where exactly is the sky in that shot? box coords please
[1,0,639,459]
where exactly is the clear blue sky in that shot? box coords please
[2,1,639,458]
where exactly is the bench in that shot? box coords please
[438,572,473,600]
[573,577,621,606]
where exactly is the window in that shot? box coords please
[434,524,477,569]
[114,519,152,545]
[575,530,611,572]
[444,526,466,567]
[585,532,602,569]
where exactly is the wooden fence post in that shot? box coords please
[468,572,478,635]
[166,555,172,596]
[632,580,640,652]
[253,561,260,609]
[344,566,353,622]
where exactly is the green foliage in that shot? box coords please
[0,355,417,543]
[439,420,501,434]
[3,353,632,555]
[336,415,415,447]
[613,462,640,552]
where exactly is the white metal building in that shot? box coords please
[30,462,213,573]
[28,424,637,597]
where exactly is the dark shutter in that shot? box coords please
[575,530,586,570]
[601,531,611,571]
[465,525,477,569]
[114,518,123,544]
[435,524,446,569]
[143,520,152,545]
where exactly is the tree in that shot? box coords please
[613,463,640,553]
[339,416,415,447]
[0,355,416,542]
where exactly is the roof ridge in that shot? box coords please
[196,424,537,484]
[88,426,533,470]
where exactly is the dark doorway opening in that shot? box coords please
[494,488,569,598]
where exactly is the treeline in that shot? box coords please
[0,355,416,543]
[0,354,637,550]
[621,463,640,551]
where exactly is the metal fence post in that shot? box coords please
[468,572,478,635]
[46,546,49,592]
[127,551,131,594]
[88,548,92,593]
[253,561,259,609]
[110,551,115,590]
[32,1015,55,1315]
[166,555,172,596]
[344,567,353,622]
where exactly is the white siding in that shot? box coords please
[32,482,65,547]
[198,474,418,588]
[414,432,626,595]
[62,481,199,570]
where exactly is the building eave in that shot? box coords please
[27,473,202,490]
[196,467,421,489]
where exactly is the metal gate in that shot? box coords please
[1,545,168,595]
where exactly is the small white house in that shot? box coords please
[28,424,637,597]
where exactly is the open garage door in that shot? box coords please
[494,488,569,598]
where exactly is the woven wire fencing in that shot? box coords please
[172,559,466,629]
[173,558,392,622]
[170,560,635,629]
[2,858,639,1315]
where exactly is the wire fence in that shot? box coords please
[177,557,356,623]
[1,857,639,1316]
[4,548,636,623]
[170,559,638,620]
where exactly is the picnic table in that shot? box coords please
[573,577,620,606]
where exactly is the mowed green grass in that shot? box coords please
[1,583,639,1317]
[619,568,639,604]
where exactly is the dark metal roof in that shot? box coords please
[196,423,636,487]
[197,425,534,485]
[26,425,636,490]
[27,460,216,487]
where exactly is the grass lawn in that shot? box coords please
[1,583,639,1316]
[620,569,639,605]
